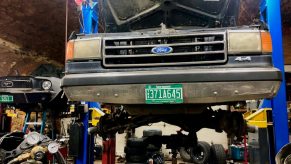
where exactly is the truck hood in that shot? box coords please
[77,26,258,40]
[101,0,240,32]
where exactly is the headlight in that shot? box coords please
[66,37,102,61]
[42,80,52,90]
[227,31,272,54]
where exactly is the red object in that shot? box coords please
[102,137,116,164]
[243,126,248,164]
[75,0,83,6]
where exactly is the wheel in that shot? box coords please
[276,143,291,164]
[146,150,164,160]
[146,144,161,151]
[284,154,291,164]
[210,144,226,164]
[125,138,147,163]
[190,141,211,164]
[127,137,146,147]
[143,129,162,137]
[179,147,191,162]
[124,147,146,155]
[126,155,147,163]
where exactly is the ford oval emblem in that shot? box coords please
[151,46,173,54]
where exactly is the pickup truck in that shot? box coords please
[62,0,281,162]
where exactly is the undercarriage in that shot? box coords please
[90,103,245,163]
[98,107,244,138]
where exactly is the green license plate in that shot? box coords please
[0,95,13,103]
[145,84,183,104]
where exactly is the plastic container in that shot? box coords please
[230,145,245,161]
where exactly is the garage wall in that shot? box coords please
[284,28,291,64]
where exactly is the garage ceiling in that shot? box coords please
[0,0,290,76]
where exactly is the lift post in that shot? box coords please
[260,0,289,153]
[78,1,117,164]
[74,1,99,164]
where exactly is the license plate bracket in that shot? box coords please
[145,84,183,104]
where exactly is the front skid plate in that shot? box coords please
[63,81,280,104]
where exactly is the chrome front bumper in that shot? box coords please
[62,67,282,104]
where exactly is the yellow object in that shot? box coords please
[30,146,47,159]
[69,104,75,113]
[5,110,17,118]
[244,108,271,128]
[9,153,31,163]
[10,109,26,132]
[90,108,105,126]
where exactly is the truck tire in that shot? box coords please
[127,138,145,148]
[124,146,146,155]
[126,155,147,163]
[210,144,226,164]
[146,144,161,151]
[179,147,191,162]
[276,143,291,164]
[284,154,291,164]
[190,141,211,164]
[146,151,162,157]
[125,137,147,163]
[143,129,162,137]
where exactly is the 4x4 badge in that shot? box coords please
[235,56,251,62]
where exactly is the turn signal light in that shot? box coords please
[261,31,273,53]
[66,41,74,61]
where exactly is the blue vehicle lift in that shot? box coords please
[261,0,289,155]
[74,1,99,164]
[76,0,289,163]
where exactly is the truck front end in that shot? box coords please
[61,0,280,145]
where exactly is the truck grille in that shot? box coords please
[103,32,227,67]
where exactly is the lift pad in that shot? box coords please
[243,108,271,128]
